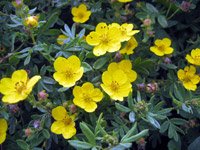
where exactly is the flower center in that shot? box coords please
[83,94,93,102]
[15,81,26,94]
[110,81,119,92]
[63,117,72,126]
[100,34,109,45]
[158,45,165,52]
[78,12,84,19]
[65,70,73,79]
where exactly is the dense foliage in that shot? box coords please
[0,0,200,150]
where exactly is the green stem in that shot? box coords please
[167,8,180,20]
[166,3,172,18]
[30,31,36,45]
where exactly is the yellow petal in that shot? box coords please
[177,69,185,80]
[82,82,94,91]
[164,47,174,54]
[73,86,82,98]
[0,119,8,132]
[73,98,86,109]
[183,82,197,91]
[2,92,27,104]
[150,46,164,56]
[96,22,108,33]
[62,123,76,139]
[84,101,97,112]
[163,38,171,46]
[107,62,118,72]
[67,55,81,71]
[91,88,103,102]
[52,106,67,121]
[191,75,200,84]
[119,60,132,70]
[79,4,87,11]
[0,132,6,144]
[27,75,41,91]
[71,7,78,16]
[186,54,195,64]
[93,45,107,56]
[51,121,65,134]
[53,72,75,88]
[0,78,15,95]
[54,57,69,72]
[12,70,28,83]
[86,32,100,45]
[102,71,112,85]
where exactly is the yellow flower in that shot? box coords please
[73,82,103,112]
[0,118,8,144]
[101,70,132,101]
[120,37,138,55]
[71,4,91,23]
[186,48,200,66]
[150,38,174,56]
[86,22,121,56]
[57,34,68,45]
[118,0,133,2]
[177,65,200,91]
[53,55,84,88]
[51,106,76,139]
[0,70,41,104]
[24,16,39,28]
[107,60,137,83]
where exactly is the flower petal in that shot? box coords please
[0,119,8,132]
[0,78,15,95]
[12,70,28,83]
[51,121,65,134]
[52,106,67,121]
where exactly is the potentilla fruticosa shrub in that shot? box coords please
[0,0,200,149]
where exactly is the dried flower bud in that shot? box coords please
[9,104,19,113]
[137,138,146,150]
[69,104,77,114]
[137,83,146,91]
[25,128,32,137]
[37,90,48,100]
[33,120,40,129]
[146,82,158,93]
[24,16,39,28]
[180,1,191,12]
[114,52,122,62]
[143,18,152,27]
[146,30,155,37]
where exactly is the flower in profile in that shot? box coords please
[86,22,121,56]
[107,60,137,83]
[101,69,132,101]
[186,48,200,66]
[0,70,41,104]
[24,16,39,28]
[57,34,69,45]
[73,82,103,112]
[71,4,91,23]
[120,37,138,55]
[118,0,133,2]
[177,65,200,91]
[0,118,8,144]
[150,38,174,56]
[53,55,84,88]
[51,106,76,139]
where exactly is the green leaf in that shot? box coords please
[68,140,93,149]
[82,62,93,73]
[115,103,131,113]
[24,55,31,66]
[170,118,187,125]
[146,3,158,13]
[157,15,168,28]
[80,122,96,145]
[42,129,50,139]
[121,129,149,143]
[121,123,137,142]
[147,115,160,129]
[16,140,29,150]
[93,56,109,70]
[160,121,169,133]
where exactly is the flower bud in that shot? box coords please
[69,104,77,114]
[137,83,146,91]
[180,1,191,12]
[143,18,152,27]
[137,138,146,150]
[37,90,48,101]
[146,30,155,37]
[25,128,32,137]
[24,16,39,28]
[12,0,23,8]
